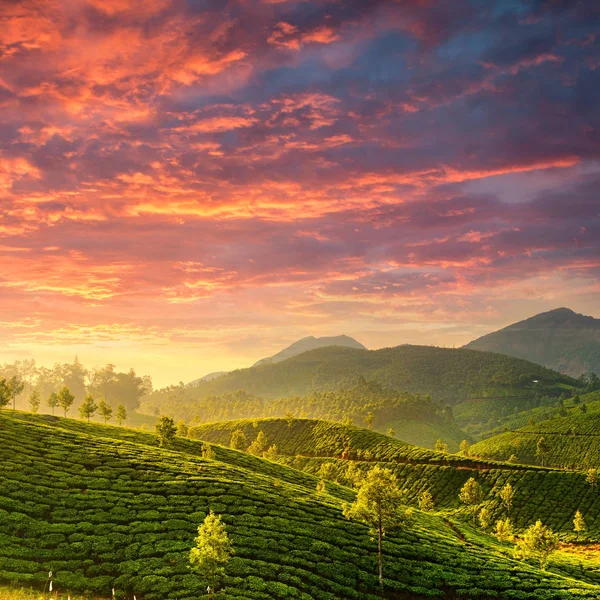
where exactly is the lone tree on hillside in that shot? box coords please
[459,440,470,456]
[116,404,127,426]
[478,507,491,532]
[536,437,550,467]
[47,392,59,416]
[230,429,247,451]
[79,394,98,422]
[0,379,10,411]
[586,468,598,490]
[516,520,559,570]
[494,518,513,544]
[8,376,24,410]
[190,510,234,595]
[342,466,408,590]
[364,411,374,429]
[419,490,435,512]
[247,430,268,456]
[177,420,189,437]
[459,477,484,526]
[58,386,75,417]
[435,439,448,454]
[498,482,515,516]
[573,510,586,539]
[155,416,177,447]
[29,389,41,414]
[98,399,113,423]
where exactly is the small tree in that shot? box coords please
[387,428,395,438]
[98,399,113,423]
[264,444,279,461]
[155,416,177,447]
[459,477,483,526]
[516,520,559,570]
[201,442,216,460]
[58,386,75,417]
[364,411,374,429]
[316,479,327,493]
[29,389,41,414]
[230,429,247,451]
[573,510,586,540]
[189,510,234,595]
[0,379,10,411]
[344,462,362,488]
[116,404,127,426]
[79,394,98,422]
[478,507,491,532]
[586,468,598,489]
[177,420,189,437]
[47,392,59,416]
[419,490,435,512]
[8,376,24,410]
[507,454,518,464]
[459,440,470,456]
[247,430,268,456]
[318,462,336,481]
[342,466,408,590]
[498,482,515,516]
[536,437,550,467]
[435,439,448,454]
[494,518,513,544]
[285,411,294,427]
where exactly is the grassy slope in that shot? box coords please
[382,418,467,452]
[470,391,600,469]
[2,413,600,600]
[191,418,600,540]
[178,345,574,403]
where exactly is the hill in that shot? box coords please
[470,391,600,468]
[6,413,600,599]
[465,308,600,378]
[253,335,366,367]
[165,344,575,404]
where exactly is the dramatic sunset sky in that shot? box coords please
[0,0,598,386]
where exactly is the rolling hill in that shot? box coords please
[4,412,600,599]
[465,308,600,378]
[167,344,576,404]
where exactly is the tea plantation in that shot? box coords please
[3,413,600,599]
[191,418,600,539]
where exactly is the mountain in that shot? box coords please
[187,370,228,387]
[252,334,366,366]
[465,307,600,377]
[6,412,600,598]
[160,344,576,404]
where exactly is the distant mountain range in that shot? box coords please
[464,308,600,377]
[188,334,365,386]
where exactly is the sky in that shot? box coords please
[0,0,599,387]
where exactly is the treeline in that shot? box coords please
[140,378,454,428]
[0,358,152,413]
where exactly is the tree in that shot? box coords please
[507,454,518,464]
[342,466,408,590]
[435,439,448,454]
[116,404,127,426]
[364,411,374,429]
[0,379,10,411]
[478,507,491,532]
[316,479,327,493]
[536,437,550,467]
[7,376,24,410]
[573,510,586,540]
[79,394,98,422]
[230,429,247,451]
[247,430,268,456]
[29,389,41,414]
[98,399,113,423]
[202,442,216,460]
[459,440,470,456]
[494,518,513,544]
[155,416,177,447]
[189,510,234,594]
[498,482,515,516]
[177,420,189,437]
[387,428,395,438]
[516,520,559,570]
[580,403,588,414]
[47,392,59,416]
[264,444,279,461]
[586,468,598,489]
[318,462,336,481]
[459,477,483,526]
[58,386,75,417]
[419,490,434,512]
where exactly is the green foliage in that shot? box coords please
[494,518,513,543]
[247,430,268,456]
[28,389,41,414]
[189,510,234,592]
[515,521,559,570]
[229,429,247,451]
[478,507,491,532]
[0,379,10,410]
[58,386,75,417]
[176,420,189,437]
[459,478,484,526]
[79,394,98,422]
[418,490,434,512]
[47,392,59,415]
[155,416,177,447]
[573,510,586,538]
[201,442,216,460]
[97,399,113,423]
[115,404,127,426]
[498,482,515,516]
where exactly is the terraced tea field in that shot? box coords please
[3,412,600,599]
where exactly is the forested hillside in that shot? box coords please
[465,308,600,377]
